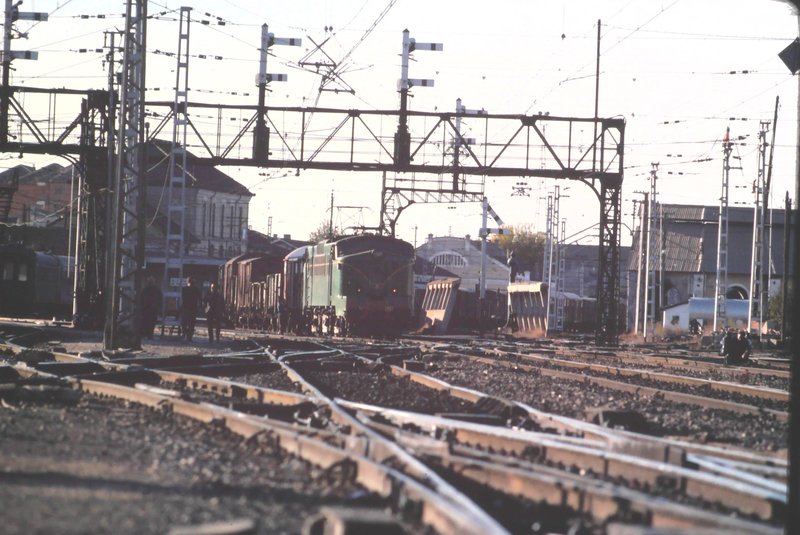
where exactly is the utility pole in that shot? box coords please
[479,198,488,337]
[328,190,334,238]
[713,128,733,333]
[479,198,506,337]
[643,164,658,341]
[761,96,778,338]
[782,192,791,341]
[634,193,647,335]
[749,121,768,335]
[658,201,664,312]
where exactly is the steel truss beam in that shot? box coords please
[0,86,110,154]
[140,101,624,177]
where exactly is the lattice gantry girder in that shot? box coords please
[0,87,110,155]
[143,102,625,181]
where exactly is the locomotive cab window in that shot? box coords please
[17,263,28,281]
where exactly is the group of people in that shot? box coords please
[138,276,225,343]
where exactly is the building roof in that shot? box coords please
[414,255,458,278]
[416,235,508,264]
[629,202,791,276]
[246,228,311,255]
[0,163,70,185]
[145,139,253,197]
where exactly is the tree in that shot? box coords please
[768,283,792,335]
[490,224,546,276]
[308,219,345,243]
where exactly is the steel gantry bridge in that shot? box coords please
[0,1,625,347]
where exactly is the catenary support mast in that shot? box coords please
[106,0,147,350]
[161,7,192,322]
[713,128,733,332]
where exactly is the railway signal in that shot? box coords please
[254,24,300,161]
[1,0,47,144]
[395,29,442,167]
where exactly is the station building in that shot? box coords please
[141,140,253,291]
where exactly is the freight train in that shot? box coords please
[222,234,415,337]
[0,244,73,318]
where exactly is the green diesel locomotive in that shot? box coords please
[284,234,415,336]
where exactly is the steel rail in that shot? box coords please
[271,349,510,535]
[364,349,789,473]
[422,448,783,535]
[500,350,789,402]
[337,399,786,523]
[467,354,789,421]
[558,346,791,379]
[1,334,313,408]
[318,338,788,471]
[70,377,505,535]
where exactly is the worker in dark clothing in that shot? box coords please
[277,296,289,334]
[721,328,751,365]
[689,318,702,336]
[180,277,202,342]
[205,282,225,343]
[139,276,162,339]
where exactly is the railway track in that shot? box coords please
[0,321,788,534]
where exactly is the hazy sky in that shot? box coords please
[6,0,800,245]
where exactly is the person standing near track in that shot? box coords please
[205,282,225,343]
[180,277,202,342]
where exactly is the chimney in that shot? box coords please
[464,234,471,251]
[283,234,291,240]
[427,233,433,245]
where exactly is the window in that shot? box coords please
[202,203,207,237]
[220,205,225,239]
[666,287,680,306]
[210,204,216,237]
[431,252,467,267]
[18,263,27,282]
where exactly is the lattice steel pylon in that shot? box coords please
[542,193,554,333]
[162,7,191,321]
[713,128,732,332]
[106,0,147,350]
[555,218,566,331]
